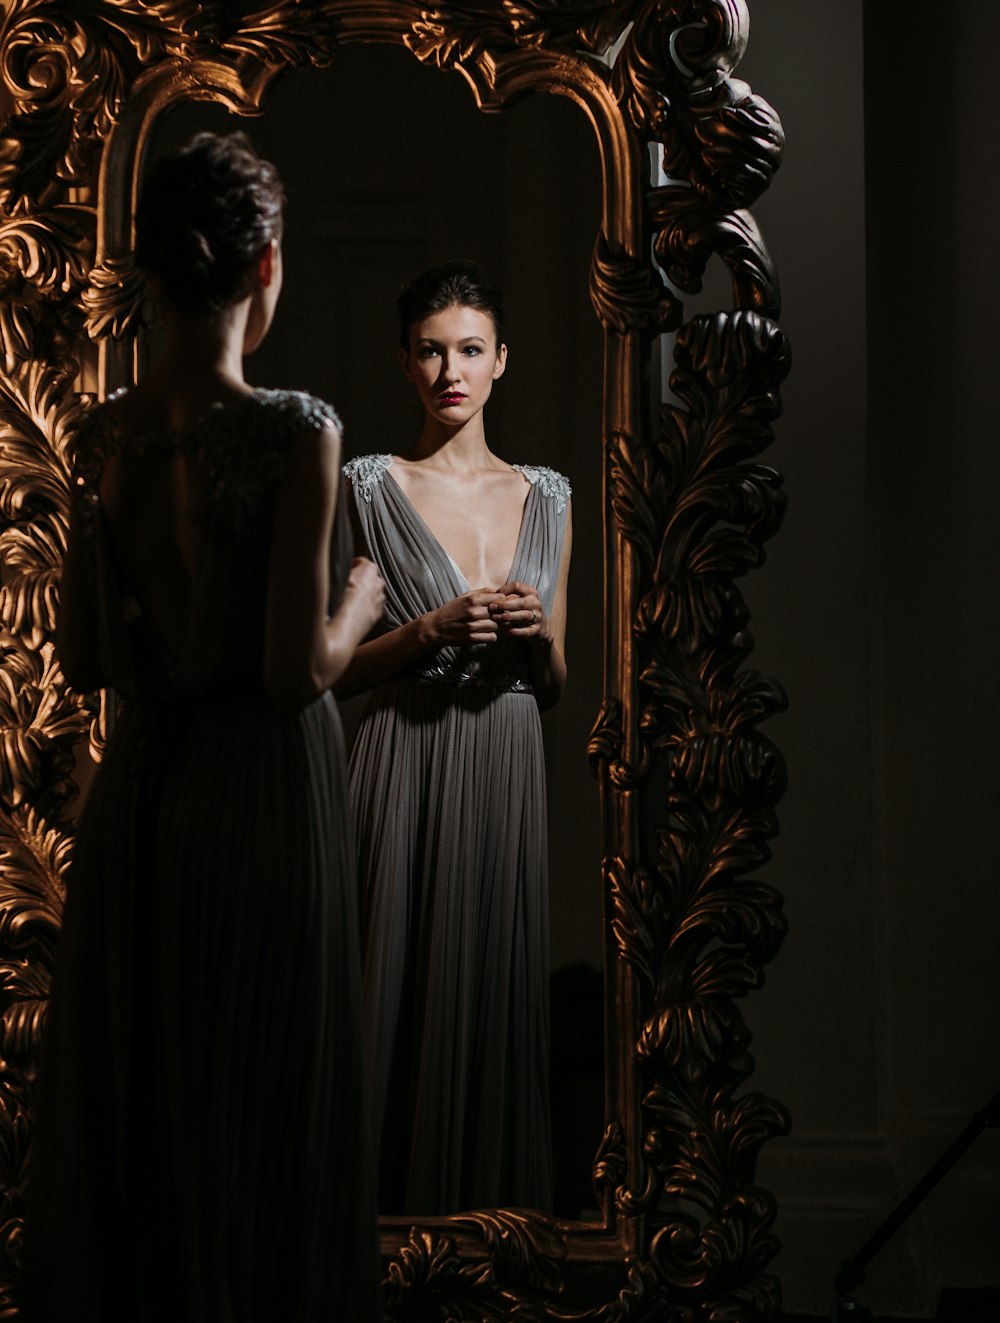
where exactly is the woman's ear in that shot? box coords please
[256,238,279,288]
[399,346,414,382]
[493,342,508,380]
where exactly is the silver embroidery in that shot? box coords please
[343,453,393,502]
[71,389,342,531]
[511,463,571,514]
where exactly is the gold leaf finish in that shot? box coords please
[0,1,790,1317]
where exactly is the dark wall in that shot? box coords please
[735,2,1000,1314]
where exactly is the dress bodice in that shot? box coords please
[72,388,349,700]
[344,453,570,694]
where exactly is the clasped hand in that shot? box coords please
[426,581,546,646]
[490,581,548,641]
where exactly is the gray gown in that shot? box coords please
[22,391,379,1323]
[344,454,569,1215]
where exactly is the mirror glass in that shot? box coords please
[147,42,605,1220]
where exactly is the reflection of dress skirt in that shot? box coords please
[352,673,553,1216]
[22,690,380,1323]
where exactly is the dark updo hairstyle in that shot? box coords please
[397,259,504,350]
[135,130,285,313]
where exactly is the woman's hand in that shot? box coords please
[489,581,550,644]
[343,556,386,637]
[335,585,502,698]
[425,589,505,646]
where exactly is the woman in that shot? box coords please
[21,132,385,1322]
[340,261,572,1215]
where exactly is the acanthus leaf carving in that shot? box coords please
[0,640,88,809]
[607,856,666,986]
[221,2,338,67]
[632,311,789,669]
[621,271,788,1322]
[638,997,752,1083]
[0,804,69,992]
[568,1257,668,1323]
[405,9,516,69]
[383,1221,554,1320]
[591,234,681,334]
[0,348,79,489]
[0,2,132,207]
[668,308,790,412]
[614,0,782,211]
[0,361,79,606]
[452,1208,566,1295]
[592,1119,628,1193]
[613,1,747,128]
[83,253,148,341]
[649,188,780,315]
[0,794,73,1289]
[668,731,786,809]
[608,750,652,789]
[666,82,784,210]
[608,432,665,575]
[402,0,638,68]
[0,562,61,643]
[587,694,624,771]
[499,0,641,57]
[0,206,92,299]
[0,207,93,383]
[0,1067,31,1310]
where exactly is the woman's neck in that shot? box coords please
[152,303,251,397]
[409,417,497,471]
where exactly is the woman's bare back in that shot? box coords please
[93,383,261,658]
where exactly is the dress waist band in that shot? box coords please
[406,666,533,697]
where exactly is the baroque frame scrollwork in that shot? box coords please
[0,1,790,1318]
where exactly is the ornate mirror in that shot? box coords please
[0,1,790,1317]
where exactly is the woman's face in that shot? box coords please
[401,303,507,425]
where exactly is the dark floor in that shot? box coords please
[782,1288,1000,1323]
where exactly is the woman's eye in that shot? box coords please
[418,347,439,359]
[463,346,481,356]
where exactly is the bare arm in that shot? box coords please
[263,422,384,710]
[332,588,503,699]
[491,498,572,711]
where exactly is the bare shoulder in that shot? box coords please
[290,412,341,460]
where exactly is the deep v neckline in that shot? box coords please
[383,463,533,591]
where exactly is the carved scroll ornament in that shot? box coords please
[0,2,789,1318]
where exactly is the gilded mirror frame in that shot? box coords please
[0,1,790,1317]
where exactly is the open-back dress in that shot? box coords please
[22,390,379,1323]
[344,453,570,1216]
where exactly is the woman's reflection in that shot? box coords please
[337,262,572,1214]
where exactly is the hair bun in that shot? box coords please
[135,131,284,313]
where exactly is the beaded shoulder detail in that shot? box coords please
[343,453,393,503]
[71,388,342,527]
[511,464,571,514]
